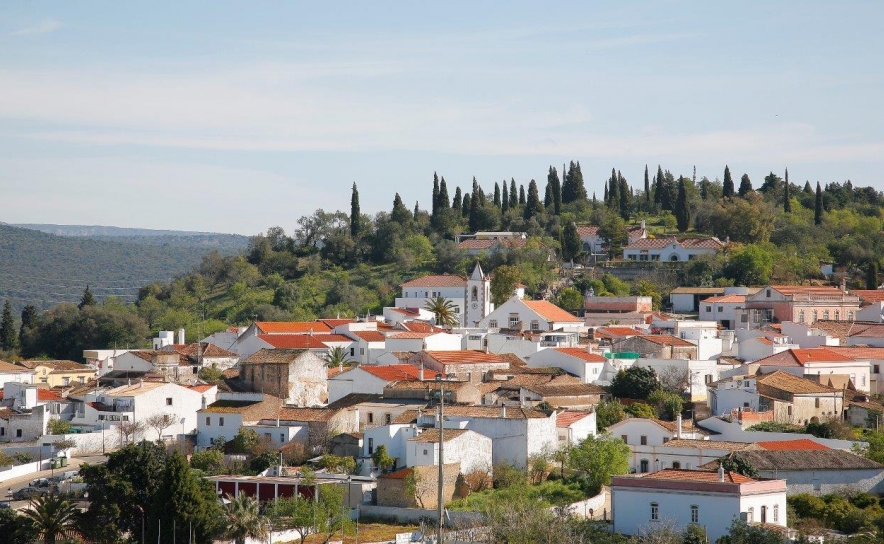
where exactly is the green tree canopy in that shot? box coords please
[610,366,659,400]
[568,434,630,495]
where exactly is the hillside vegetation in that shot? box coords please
[12,223,249,251]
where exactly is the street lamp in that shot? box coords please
[435,373,444,544]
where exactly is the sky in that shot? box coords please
[1,2,883,236]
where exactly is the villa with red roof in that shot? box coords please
[611,468,787,541]
[477,296,583,333]
[748,347,871,392]
[327,364,424,403]
[743,285,862,327]
[526,347,606,383]
[577,222,647,255]
[622,236,724,262]
[699,293,748,329]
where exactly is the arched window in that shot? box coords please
[471,286,478,301]
[798,310,805,323]
[670,255,680,261]
[823,310,830,320]
[834,310,840,321]
[812,310,818,322]
[848,311,855,321]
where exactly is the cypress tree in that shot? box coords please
[519,185,526,205]
[79,286,96,310]
[548,166,562,215]
[452,186,462,212]
[524,179,542,220]
[738,173,753,197]
[543,181,553,208]
[603,180,608,203]
[675,176,691,232]
[432,172,440,215]
[592,192,597,205]
[803,181,813,194]
[439,177,450,209]
[461,192,471,218]
[562,161,587,203]
[866,261,880,290]
[655,165,665,206]
[0,300,16,351]
[493,182,502,208]
[469,178,481,232]
[501,182,509,213]
[815,182,823,225]
[509,178,518,209]
[722,165,734,198]
[350,182,361,237]
[561,222,581,262]
[391,193,411,225]
[414,201,420,217]
[607,168,619,210]
[699,177,711,200]
[19,304,37,347]
[644,165,650,206]
[618,170,630,220]
[783,168,791,213]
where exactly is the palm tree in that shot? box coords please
[325,345,349,368]
[424,296,459,328]
[22,494,79,544]
[224,493,270,544]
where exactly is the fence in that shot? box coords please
[0,458,52,483]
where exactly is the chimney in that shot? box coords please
[718,465,725,482]
[420,361,424,382]
[178,328,185,345]
[501,404,507,418]
[676,414,683,439]
[641,219,646,230]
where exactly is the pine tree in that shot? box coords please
[644,165,650,206]
[675,176,691,233]
[438,177,450,209]
[79,286,96,310]
[432,172,440,215]
[803,181,813,194]
[548,166,562,215]
[783,168,791,213]
[461,192,471,218]
[722,166,735,198]
[349,182,361,237]
[524,179,542,220]
[618,171,630,221]
[493,182,502,208]
[391,193,411,225]
[501,183,509,213]
[509,178,518,209]
[0,300,16,351]
[561,222,581,262]
[738,173,753,197]
[519,185,526,205]
[654,165,665,206]
[452,186,462,212]
[19,304,37,348]
[815,182,824,225]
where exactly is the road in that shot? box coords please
[2,454,106,510]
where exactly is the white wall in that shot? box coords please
[526,349,602,383]
[198,413,243,448]
[328,368,387,404]
[486,333,542,359]
[405,430,493,474]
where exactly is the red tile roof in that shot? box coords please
[401,275,466,288]
[637,335,695,347]
[701,294,746,304]
[595,326,641,338]
[0,389,63,401]
[827,346,884,360]
[756,438,829,451]
[523,300,581,323]
[388,332,436,339]
[402,322,446,334]
[256,321,332,334]
[851,290,884,304]
[317,318,356,328]
[556,411,593,427]
[188,384,215,393]
[769,285,847,296]
[359,364,423,381]
[423,350,507,366]
[351,331,386,343]
[552,348,606,363]
[641,468,755,483]
[625,237,723,251]
[754,348,855,367]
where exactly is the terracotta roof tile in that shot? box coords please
[730,449,881,471]
[625,237,723,251]
[756,439,829,451]
[754,348,855,367]
[401,275,466,288]
[555,411,593,427]
[0,360,33,373]
[441,405,549,419]
[257,334,344,349]
[422,350,508,366]
[256,321,332,334]
[701,294,747,304]
[358,364,423,381]
[402,322,446,334]
[202,396,284,422]
[637,334,695,347]
[523,300,581,323]
[0,389,64,402]
[241,348,314,365]
[756,370,839,394]
[550,348,606,363]
[408,428,470,443]
[388,332,436,339]
[16,360,93,373]
[828,346,884,360]
[641,468,755,483]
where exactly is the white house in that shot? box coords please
[556,411,596,446]
[699,294,747,330]
[478,297,583,333]
[611,468,787,542]
[577,223,646,255]
[384,332,463,353]
[525,348,606,383]
[363,423,422,466]
[707,375,762,417]
[751,348,872,393]
[405,428,493,474]
[394,264,493,327]
[626,437,754,473]
[328,365,423,404]
[623,237,724,263]
[0,360,35,386]
[197,392,284,449]
[606,417,708,466]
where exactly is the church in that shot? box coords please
[394,263,493,327]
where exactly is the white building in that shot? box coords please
[525,348,607,383]
[623,237,724,263]
[478,297,583,333]
[611,468,787,542]
[394,264,492,327]
[405,428,493,474]
[752,348,872,393]
[556,411,596,447]
[384,331,463,353]
[328,365,422,404]
[576,223,647,255]
[196,392,284,449]
[0,360,35,386]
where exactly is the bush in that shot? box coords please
[624,402,657,419]
[47,419,72,435]
[788,493,826,520]
[493,462,527,489]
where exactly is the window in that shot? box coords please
[650,502,659,521]
[280,433,285,442]
[640,435,647,445]
[773,504,779,522]
[787,406,793,416]
[166,398,173,406]
[62,377,70,386]
[530,321,540,331]
[815,398,820,408]
[812,310,818,321]
[747,507,754,522]
[360,348,365,355]
[489,320,498,328]
[640,459,649,473]
[823,310,830,320]
[472,287,478,301]
[350,348,355,357]
[705,306,712,312]
[663,437,670,443]
[874,365,880,374]
[672,461,681,469]
[691,505,699,523]
[423,449,428,455]
[834,310,840,321]
[16,429,22,438]
[509,315,519,328]
[766,289,771,297]
[621,434,628,444]
[705,374,713,384]
[368,413,374,424]
[848,311,855,321]
[718,306,724,313]
[368,438,374,455]
[761,505,767,523]
[0,428,4,436]
[219,417,224,426]
[205,417,210,426]
[385,413,392,425]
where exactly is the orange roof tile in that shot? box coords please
[359,364,423,381]
[756,438,829,451]
[351,331,386,343]
[523,300,581,323]
[641,468,755,483]
[0,389,64,402]
[188,384,215,393]
[388,332,436,339]
[637,334,695,347]
[402,322,446,334]
[423,350,507,366]
[556,411,593,427]
[256,321,332,334]
[828,346,884,360]
[754,348,855,367]
[595,326,641,338]
[701,294,746,304]
[552,348,606,363]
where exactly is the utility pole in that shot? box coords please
[435,374,445,544]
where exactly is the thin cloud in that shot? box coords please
[10,19,63,37]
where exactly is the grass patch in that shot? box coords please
[448,479,587,511]
[300,523,419,544]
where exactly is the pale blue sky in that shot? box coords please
[1,2,882,235]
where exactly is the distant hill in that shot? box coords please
[12,223,250,252]
[0,224,241,313]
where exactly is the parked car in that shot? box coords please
[30,478,51,488]
[13,487,48,500]
[50,470,79,484]
[0,501,10,509]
